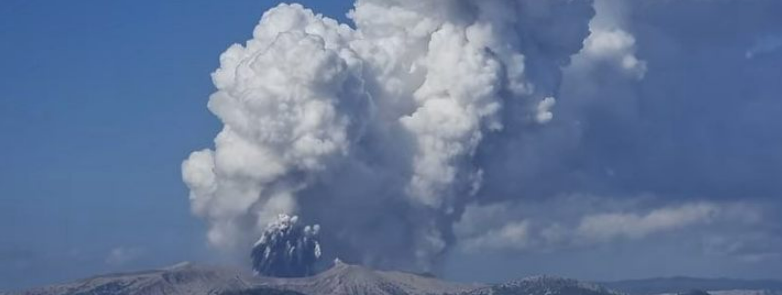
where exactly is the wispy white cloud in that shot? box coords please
[456,198,764,254]
[105,247,144,266]
[459,221,531,252]
[746,35,782,59]
[575,202,718,242]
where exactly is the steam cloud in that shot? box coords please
[251,214,321,277]
[182,0,597,274]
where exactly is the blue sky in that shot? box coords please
[3,0,782,291]
[0,0,352,289]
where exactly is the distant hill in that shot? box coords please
[468,275,621,295]
[600,277,782,295]
[5,262,255,295]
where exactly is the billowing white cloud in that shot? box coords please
[570,0,646,79]
[183,4,368,250]
[535,97,557,124]
[180,0,782,278]
[183,0,595,271]
[582,28,647,78]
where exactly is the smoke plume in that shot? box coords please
[182,0,595,274]
[251,214,321,277]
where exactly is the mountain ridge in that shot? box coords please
[6,261,479,295]
[600,277,782,295]
[7,262,782,295]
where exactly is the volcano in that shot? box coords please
[11,261,781,295]
[7,261,478,295]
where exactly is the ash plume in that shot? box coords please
[251,214,321,277]
[182,0,596,274]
